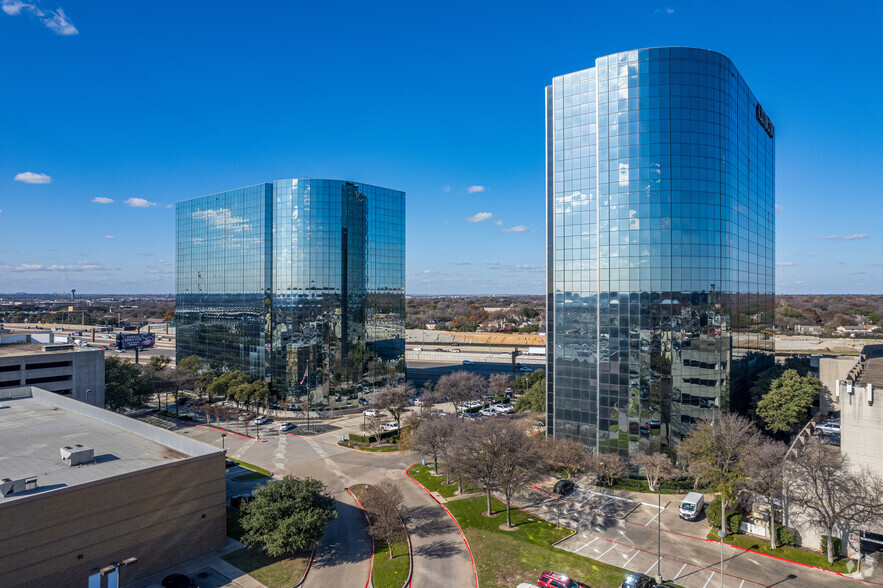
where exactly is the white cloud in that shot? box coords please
[775,205,783,212]
[776,262,795,267]
[654,7,674,14]
[91,196,113,204]
[501,225,530,233]
[2,1,78,35]
[495,219,503,226]
[157,259,165,263]
[2,1,26,15]
[466,212,493,223]
[126,197,158,208]
[166,204,173,208]
[793,280,805,285]
[0,209,3,214]
[104,235,115,239]
[14,171,51,184]
[12,261,111,272]
[443,186,451,192]
[484,261,499,266]
[492,264,544,272]
[422,269,436,274]
[467,185,485,193]
[818,234,868,241]
[192,207,251,232]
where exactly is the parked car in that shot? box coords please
[358,397,369,406]
[679,491,705,521]
[363,409,380,417]
[450,349,461,353]
[620,572,656,588]
[462,360,474,365]
[518,365,534,372]
[413,347,423,351]
[553,479,575,496]
[382,421,399,431]
[816,422,841,435]
[279,422,296,431]
[254,416,270,425]
[820,431,841,446]
[538,570,579,588]
[480,407,498,417]
[225,459,236,468]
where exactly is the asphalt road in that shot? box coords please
[406,360,523,386]
[176,420,476,588]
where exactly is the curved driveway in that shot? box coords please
[178,418,476,588]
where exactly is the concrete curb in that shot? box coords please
[347,487,375,588]
[291,545,317,588]
[196,424,267,442]
[406,465,479,588]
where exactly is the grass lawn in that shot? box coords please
[233,471,270,482]
[350,484,412,588]
[446,495,631,588]
[705,531,853,574]
[407,463,479,498]
[371,539,410,588]
[223,506,310,588]
[227,458,271,477]
[605,477,701,495]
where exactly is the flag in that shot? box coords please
[300,366,308,385]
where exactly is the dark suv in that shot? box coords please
[620,572,656,588]
[553,479,575,496]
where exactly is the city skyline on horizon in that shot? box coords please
[1,1,880,295]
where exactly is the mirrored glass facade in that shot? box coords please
[177,179,405,400]
[546,48,774,464]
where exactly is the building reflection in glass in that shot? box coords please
[176,179,405,407]
[546,48,774,465]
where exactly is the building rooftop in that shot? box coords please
[0,343,90,358]
[856,345,883,389]
[0,387,218,503]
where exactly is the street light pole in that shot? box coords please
[654,483,662,582]
[718,529,726,587]
[221,433,226,452]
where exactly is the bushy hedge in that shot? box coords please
[776,525,798,547]
[706,498,742,534]
[349,430,397,444]
[821,535,842,558]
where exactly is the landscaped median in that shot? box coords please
[227,457,272,482]
[407,464,632,588]
[350,484,412,588]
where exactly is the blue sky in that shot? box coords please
[0,0,880,295]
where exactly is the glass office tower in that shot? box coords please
[546,48,774,463]
[177,179,405,403]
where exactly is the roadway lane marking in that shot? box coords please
[576,487,635,503]
[574,537,598,552]
[598,544,617,560]
[702,571,715,588]
[623,550,639,568]
[644,562,656,575]
[644,510,663,526]
[673,563,687,581]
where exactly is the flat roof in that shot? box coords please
[0,343,104,359]
[0,387,219,503]
[857,345,883,389]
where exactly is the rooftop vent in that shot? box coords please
[0,475,38,498]
[60,443,94,466]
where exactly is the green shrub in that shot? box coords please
[821,535,842,558]
[776,525,797,547]
[348,430,396,444]
[706,498,742,533]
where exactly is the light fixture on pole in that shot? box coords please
[221,432,226,452]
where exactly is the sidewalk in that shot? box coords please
[125,538,264,588]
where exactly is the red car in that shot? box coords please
[538,571,579,588]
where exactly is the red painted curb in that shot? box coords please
[285,432,401,454]
[529,483,883,586]
[347,487,375,588]
[195,424,267,442]
[406,465,479,588]
[292,545,317,588]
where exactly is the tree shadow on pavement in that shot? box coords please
[404,504,453,538]
[413,539,464,560]
[311,499,372,568]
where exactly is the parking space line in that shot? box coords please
[673,563,687,581]
[644,562,656,575]
[623,550,639,568]
[702,571,715,588]
[597,498,616,512]
[739,581,744,588]
[574,537,598,552]
[598,544,617,560]
[644,510,662,526]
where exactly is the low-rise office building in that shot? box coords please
[0,386,226,587]
[0,343,104,407]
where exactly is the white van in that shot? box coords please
[679,492,705,521]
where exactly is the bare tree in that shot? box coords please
[362,482,407,559]
[634,450,677,491]
[587,451,626,487]
[240,413,253,437]
[435,371,486,415]
[498,426,544,527]
[546,437,591,481]
[364,414,386,445]
[788,442,883,564]
[410,414,455,473]
[677,413,762,536]
[459,418,527,516]
[488,373,512,398]
[373,383,413,431]
[742,438,787,550]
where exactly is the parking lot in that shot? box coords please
[514,485,863,588]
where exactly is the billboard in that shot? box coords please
[116,332,156,350]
